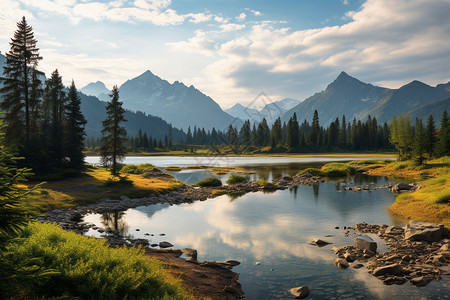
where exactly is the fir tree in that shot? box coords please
[424,115,436,158]
[413,118,425,165]
[310,110,320,146]
[100,86,127,176]
[390,114,413,160]
[65,81,87,169]
[436,110,450,157]
[0,17,43,143]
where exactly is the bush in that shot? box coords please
[165,166,182,171]
[321,163,356,177]
[226,174,247,185]
[212,190,227,196]
[120,163,155,174]
[2,222,190,299]
[256,179,277,190]
[195,177,222,187]
[297,168,323,177]
[104,175,133,187]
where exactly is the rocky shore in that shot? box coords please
[333,221,449,287]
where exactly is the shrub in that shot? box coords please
[2,222,190,299]
[104,175,133,187]
[256,179,277,190]
[321,163,356,177]
[195,177,222,187]
[226,174,247,185]
[212,190,227,196]
[165,166,182,171]
[120,164,155,174]
[297,168,323,177]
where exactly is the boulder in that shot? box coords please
[410,276,433,287]
[391,183,415,193]
[289,286,310,299]
[159,241,174,248]
[308,239,331,247]
[334,258,349,269]
[354,235,377,253]
[344,252,356,262]
[299,173,313,178]
[372,264,403,276]
[182,248,198,260]
[404,221,448,243]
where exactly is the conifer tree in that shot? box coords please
[413,118,425,165]
[310,110,320,146]
[390,114,413,160]
[65,81,86,169]
[100,86,127,176]
[0,17,42,143]
[436,110,450,157]
[424,115,436,158]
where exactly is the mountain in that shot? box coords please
[408,96,450,122]
[225,103,260,122]
[79,92,185,141]
[282,72,450,125]
[225,97,301,124]
[80,81,110,98]
[117,70,235,131]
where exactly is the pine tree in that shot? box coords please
[0,17,43,144]
[0,119,39,247]
[65,81,86,169]
[310,110,320,146]
[413,118,425,165]
[436,110,450,157]
[100,86,127,176]
[43,69,66,163]
[424,115,436,158]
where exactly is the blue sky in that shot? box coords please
[1,0,449,108]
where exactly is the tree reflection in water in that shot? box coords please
[101,211,129,236]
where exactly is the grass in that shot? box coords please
[256,179,278,190]
[23,165,184,212]
[212,189,227,196]
[297,162,356,177]
[226,174,247,185]
[194,177,222,187]
[166,166,182,171]
[1,222,192,299]
[120,163,156,174]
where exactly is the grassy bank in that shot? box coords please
[1,222,192,299]
[363,157,450,227]
[22,165,184,212]
[298,158,449,226]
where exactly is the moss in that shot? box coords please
[226,174,247,185]
[256,179,278,190]
[194,177,222,187]
[165,166,182,172]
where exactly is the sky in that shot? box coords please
[1,0,449,109]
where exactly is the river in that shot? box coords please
[83,156,448,299]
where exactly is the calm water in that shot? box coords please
[83,156,448,299]
[84,155,393,184]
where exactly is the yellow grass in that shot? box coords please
[24,166,183,212]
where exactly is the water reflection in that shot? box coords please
[101,211,128,235]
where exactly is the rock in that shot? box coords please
[223,285,240,294]
[289,286,310,299]
[254,262,261,266]
[344,252,356,262]
[410,276,433,287]
[334,258,349,269]
[439,244,449,251]
[373,264,403,276]
[309,239,332,247]
[225,260,241,267]
[182,248,198,260]
[299,173,313,178]
[383,276,407,285]
[354,235,377,253]
[392,183,415,192]
[120,195,130,201]
[351,263,364,269]
[404,221,448,242]
[150,244,158,247]
[159,241,174,248]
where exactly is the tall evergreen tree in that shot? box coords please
[413,118,425,165]
[390,114,413,160]
[436,110,450,157]
[310,110,320,146]
[43,69,66,163]
[100,86,127,176]
[424,115,436,158]
[0,17,43,143]
[65,81,86,169]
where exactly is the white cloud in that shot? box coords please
[167,30,218,57]
[187,12,213,23]
[220,23,245,32]
[133,0,171,10]
[251,10,261,16]
[170,0,450,107]
[343,0,349,5]
[236,12,246,21]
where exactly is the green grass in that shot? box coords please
[256,179,277,190]
[297,163,356,177]
[226,174,247,185]
[165,166,182,172]
[1,222,192,299]
[194,177,222,187]
[120,163,156,174]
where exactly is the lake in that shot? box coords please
[83,156,448,299]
